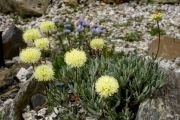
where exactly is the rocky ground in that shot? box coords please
[0,1,180,52]
[0,0,180,120]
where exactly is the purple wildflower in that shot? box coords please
[64,29,71,33]
[91,27,105,34]
[54,20,59,25]
[56,32,62,37]
[77,18,89,27]
[76,27,83,33]
[64,24,71,29]
[91,24,98,29]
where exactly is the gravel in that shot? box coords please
[0,1,179,52]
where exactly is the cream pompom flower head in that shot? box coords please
[34,64,54,81]
[39,21,55,33]
[95,75,119,98]
[23,29,41,43]
[90,38,104,50]
[150,12,163,21]
[20,47,41,63]
[64,49,87,68]
[34,38,49,50]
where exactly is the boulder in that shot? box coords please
[0,0,51,16]
[0,65,21,101]
[31,93,46,110]
[148,36,180,60]
[64,0,78,6]
[2,99,15,120]
[101,0,125,4]
[140,0,180,3]
[2,24,26,59]
[0,69,13,90]
[2,77,47,120]
[136,70,180,120]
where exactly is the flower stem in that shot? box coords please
[155,21,161,59]
[76,68,78,81]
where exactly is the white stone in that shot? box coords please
[16,68,29,82]
[38,108,48,117]
[174,69,180,79]
[22,110,37,120]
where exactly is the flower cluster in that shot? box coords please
[65,49,87,68]
[34,64,54,81]
[90,38,104,50]
[23,29,41,43]
[91,24,105,34]
[95,76,119,98]
[34,38,49,50]
[40,21,55,33]
[20,48,41,63]
[20,21,55,82]
[150,12,162,21]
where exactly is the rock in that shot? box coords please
[2,24,26,59]
[31,93,46,110]
[0,68,13,90]
[0,65,22,101]
[12,57,21,63]
[2,76,47,120]
[140,0,180,3]
[16,67,33,83]
[175,69,180,80]
[136,70,180,120]
[102,0,124,4]
[2,99,15,120]
[175,57,180,66]
[37,108,48,117]
[0,0,51,16]
[148,36,180,60]
[64,0,78,6]
[22,110,37,120]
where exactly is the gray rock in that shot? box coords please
[140,0,180,3]
[136,70,180,120]
[2,76,47,120]
[175,57,180,66]
[31,93,46,110]
[174,69,180,80]
[0,0,51,16]
[2,24,26,59]
[22,110,37,120]
[2,99,15,120]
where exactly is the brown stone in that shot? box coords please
[0,69,12,89]
[0,0,51,16]
[149,36,180,59]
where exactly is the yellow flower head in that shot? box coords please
[20,48,41,63]
[150,12,163,21]
[95,75,119,98]
[39,21,55,33]
[34,38,49,49]
[23,29,41,43]
[34,64,54,81]
[90,38,104,49]
[64,49,87,68]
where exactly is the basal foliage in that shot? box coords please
[47,53,165,119]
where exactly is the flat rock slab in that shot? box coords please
[149,36,180,59]
[141,0,180,3]
[0,0,51,16]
